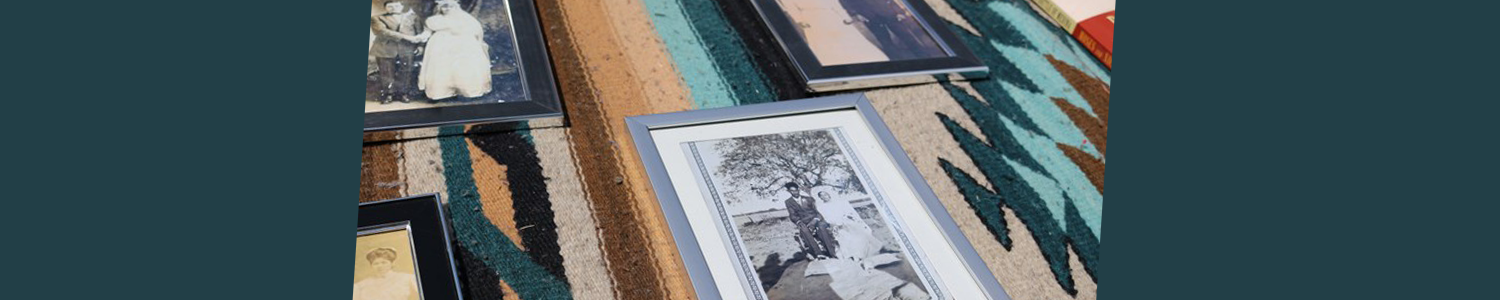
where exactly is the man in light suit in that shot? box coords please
[370,1,423,104]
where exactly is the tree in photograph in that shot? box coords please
[713,130,864,204]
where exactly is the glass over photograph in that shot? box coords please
[367,0,525,114]
[354,226,423,300]
[771,0,948,66]
[684,128,943,300]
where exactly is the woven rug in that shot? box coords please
[359,0,1108,299]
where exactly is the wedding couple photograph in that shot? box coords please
[366,0,525,114]
[688,129,941,300]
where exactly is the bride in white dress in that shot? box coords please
[809,190,931,300]
[775,0,889,66]
[815,190,883,260]
[417,0,492,100]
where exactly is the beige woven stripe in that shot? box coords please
[534,127,618,300]
[603,0,694,114]
[398,128,448,201]
[867,83,990,187]
[866,85,1094,300]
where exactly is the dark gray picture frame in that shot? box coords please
[364,0,561,132]
[625,94,1011,300]
[745,0,989,92]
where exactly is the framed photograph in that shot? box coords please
[366,0,561,132]
[357,194,463,300]
[746,0,989,92]
[626,94,1010,300]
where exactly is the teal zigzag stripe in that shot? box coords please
[955,0,1106,234]
[675,0,778,105]
[932,0,1107,294]
[642,0,776,108]
[640,0,738,108]
[438,126,571,300]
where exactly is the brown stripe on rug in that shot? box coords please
[594,0,699,297]
[1047,55,1109,141]
[360,131,403,202]
[468,138,525,249]
[1056,143,1105,195]
[1047,55,1108,195]
[1051,97,1105,194]
[536,0,671,298]
[1052,98,1106,157]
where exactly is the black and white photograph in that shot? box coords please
[685,128,942,300]
[364,0,559,132]
[630,95,1010,300]
[367,0,524,113]
[772,0,946,66]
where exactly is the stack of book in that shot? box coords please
[1026,0,1114,68]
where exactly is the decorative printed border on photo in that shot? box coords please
[684,127,945,300]
[626,93,1013,300]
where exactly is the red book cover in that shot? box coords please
[1026,0,1114,68]
[1074,11,1113,68]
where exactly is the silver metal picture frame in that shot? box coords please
[744,0,989,92]
[625,94,1011,300]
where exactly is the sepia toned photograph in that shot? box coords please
[367,0,525,114]
[354,226,423,300]
[684,128,943,300]
[771,0,947,66]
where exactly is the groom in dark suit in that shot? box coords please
[784,182,837,258]
[370,0,423,104]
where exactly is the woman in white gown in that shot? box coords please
[775,0,888,66]
[811,190,931,300]
[815,190,883,260]
[417,0,492,100]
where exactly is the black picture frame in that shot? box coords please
[358,194,463,300]
[746,0,989,92]
[365,0,562,132]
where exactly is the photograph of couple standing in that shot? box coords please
[688,129,939,300]
[367,0,523,113]
[773,0,948,66]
